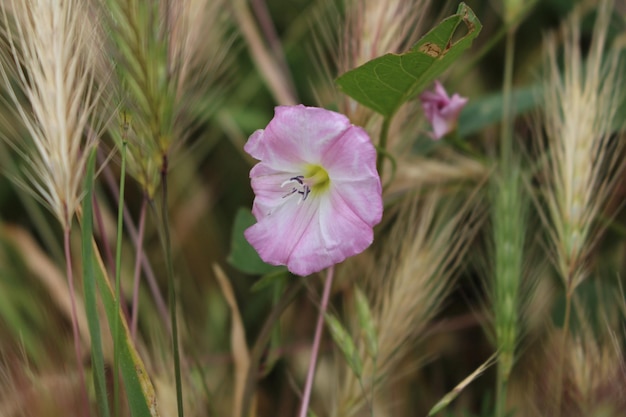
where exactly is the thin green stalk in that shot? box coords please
[555,290,573,417]
[500,31,516,165]
[93,193,116,274]
[160,157,185,417]
[456,2,535,80]
[376,117,392,176]
[298,266,335,417]
[64,225,91,417]
[131,196,148,340]
[99,150,170,329]
[240,279,304,417]
[81,148,111,417]
[114,141,128,417]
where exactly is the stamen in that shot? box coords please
[281,175,310,203]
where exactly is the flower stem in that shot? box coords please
[64,225,91,417]
[376,117,392,176]
[160,157,185,417]
[114,141,128,417]
[131,196,148,340]
[298,266,335,417]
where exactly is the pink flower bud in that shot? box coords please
[420,81,468,140]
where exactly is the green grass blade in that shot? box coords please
[79,150,159,416]
[81,148,111,417]
[92,240,160,417]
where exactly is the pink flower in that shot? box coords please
[244,105,383,276]
[420,81,468,140]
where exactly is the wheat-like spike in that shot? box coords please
[334,189,484,416]
[540,0,623,293]
[509,298,626,417]
[102,0,231,196]
[0,0,102,230]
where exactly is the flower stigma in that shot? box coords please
[304,164,330,195]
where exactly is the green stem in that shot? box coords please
[64,225,91,417]
[495,368,509,417]
[555,290,572,417]
[500,31,515,165]
[376,117,392,176]
[160,156,185,417]
[114,141,128,417]
[131,196,148,340]
[240,279,304,417]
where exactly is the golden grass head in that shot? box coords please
[334,188,484,416]
[538,0,623,292]
[0,0,102,230]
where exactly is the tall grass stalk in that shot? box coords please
[131,197,148,339]
[231,0,297,105]
[160,164,185,417]
[64,224,91,417]
[113,141,128,416]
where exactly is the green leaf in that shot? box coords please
[80,164,159,417]
[81,149,111,417]
[92,248,159,417]
[228,207,284,275]
[325,313,362,378]
[336,3,482,117]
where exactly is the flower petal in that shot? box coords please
[249,164,296,220]
[245,196,329,276]
[244,105,352,169]
[321,125,379,182]
[316,188,376,264]
[328,177,382,227]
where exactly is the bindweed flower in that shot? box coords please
[244,105,383,276]
[420,81,468,140]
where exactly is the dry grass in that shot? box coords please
[333,189,484,416]
[0,0,102,230]
[539,0,623,293]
